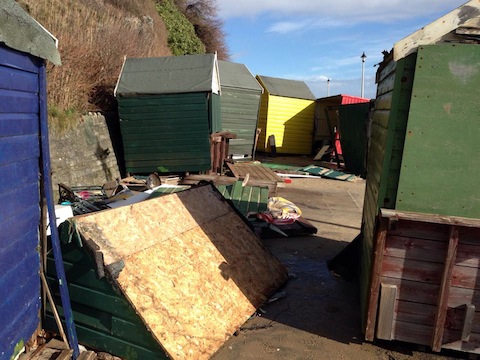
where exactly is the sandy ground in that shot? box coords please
[211,157,468,360]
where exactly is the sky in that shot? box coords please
[215,0,468,99]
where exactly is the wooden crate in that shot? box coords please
[366,209,480,354]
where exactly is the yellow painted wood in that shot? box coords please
[257,94,314,154]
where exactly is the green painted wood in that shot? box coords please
[118,92,211,174]
[44,316,167,360]
[210,93,222,133]
[220,88,261,157]
[396,44,480,218]
[383,54,416,209]
[338,102,371,177]
[45,242,168,360]
[215,182,268,216]
[360,54,416,328]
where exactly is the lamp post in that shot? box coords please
[361,52,367,98]
[327,78,330,96]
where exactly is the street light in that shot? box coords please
[327,78,330,96]
[361,52,367,98]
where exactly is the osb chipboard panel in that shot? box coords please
[73,184,232,265]
[73,185,288,360]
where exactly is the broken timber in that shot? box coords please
[365,208,480,355]
[64,184,288,359]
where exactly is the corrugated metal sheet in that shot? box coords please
[216,181,269,216]
[396,44,480,218]
[117,93,211,173]
[256,92,315,155]
[0,45,42,359]
[219,61,262,157]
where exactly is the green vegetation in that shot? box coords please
[155,0,205,56]
[20,0,229,125]
[48,106,79,135]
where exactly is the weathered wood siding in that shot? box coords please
[256,90,269,152]
[220,87,261,157]
[0,46,42,358]
[367,209,480,354]
[257,94,315,155]
[118,93,211,174]
[360,53,416,327]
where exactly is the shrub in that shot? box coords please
[155,0,205,56]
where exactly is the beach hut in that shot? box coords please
[360,1,480,354]
[114,54,221,174]
[218,60,263,159]
[0,1,79,359]
[313,94,370,154]
[255,75,316,155]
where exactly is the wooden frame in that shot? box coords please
[366,208,480,354]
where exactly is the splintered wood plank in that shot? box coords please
[381,209,480,228]
[377,283,397,340]
[227,162,284,183]
[72,184,288,360]
[393,1,480,61]
[432,226,459,352]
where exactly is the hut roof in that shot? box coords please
[0,0,61,65]
[218,60,263,92]
[256,75,315,100]
[115,54,220,96]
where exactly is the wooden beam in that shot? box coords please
[431,226,459,352]
[365,216,389,341]
[393,1,480,61]
[380,208,480,228]
[376,283,397,340]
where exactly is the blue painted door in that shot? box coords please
[0,45,42,359]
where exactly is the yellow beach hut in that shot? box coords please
[256,75,316,155]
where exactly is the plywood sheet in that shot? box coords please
[72,184,288,359]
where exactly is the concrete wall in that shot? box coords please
[49,112,121,200]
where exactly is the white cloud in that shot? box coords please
[216,0,466,24]
[267,20,312,34]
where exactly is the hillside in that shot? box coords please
[18,0,228,118]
